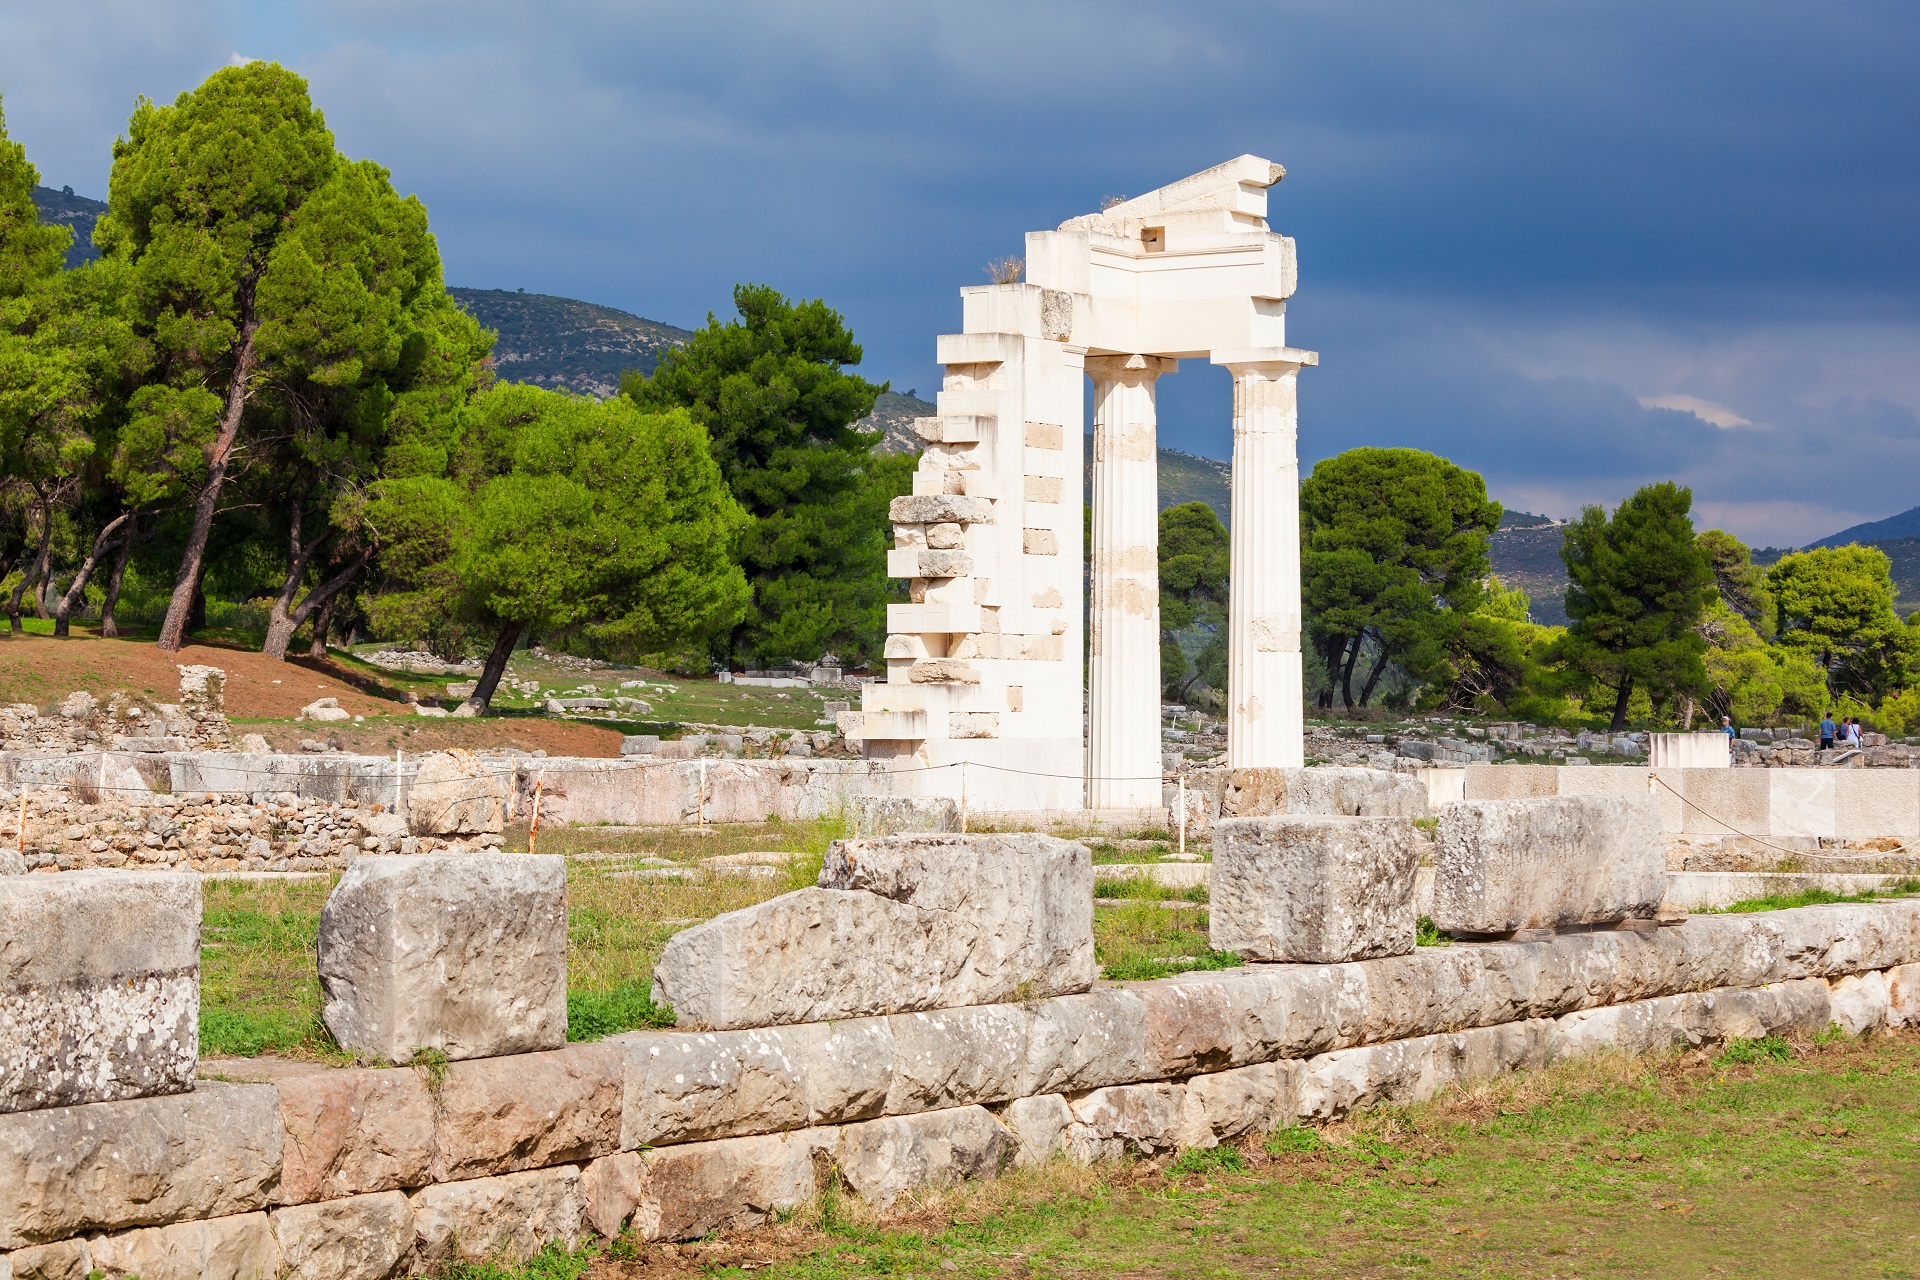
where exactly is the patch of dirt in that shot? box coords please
[248,716,623,757]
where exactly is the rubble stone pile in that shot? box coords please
[0,663,233,755]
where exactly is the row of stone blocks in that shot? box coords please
[3,954,1913,1276]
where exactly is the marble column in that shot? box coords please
[1211,348,1318,770]
[1085,354,1175,808]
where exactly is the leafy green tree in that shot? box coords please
[0,100,70,297]
[1766,544,1918,707]
[1696,528,1773,637]
[624,284,907,668]
[1158,501,1230,699]
[363,386,749,711]
[1301,448,1502,709]
[1697,600,1826,726]
[1553,481,1714,731]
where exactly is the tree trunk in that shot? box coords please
[156,322,258,653]
[53,512,134,637]
[458,621,524,716]
[7,494,52,634]
[1338,634,1362,710]
[264,546,370,661]
[31,550,55,619]
[100,516,139,639]
[261,498,336,660]
[1681,694,1696,731]
[1357,646,1391,707]
[1608,676,1634,733]
[307,594,336,660]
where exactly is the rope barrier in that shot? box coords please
[1647,774,1920,863]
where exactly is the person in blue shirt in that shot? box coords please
[1721,715,1736,740]
[1819,714,1837,750]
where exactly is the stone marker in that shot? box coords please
[1431,795,1664,935]
[0,870,200,1113]
[318,854,566,1062]
[1210,816,1420,962]
[405,753,506,836]
[651,833,1092,1028]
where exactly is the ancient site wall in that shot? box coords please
[5,806,1920,1278]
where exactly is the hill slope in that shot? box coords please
[1812,504,1920,549]
[448,288,691,397]
[30,185,105,268]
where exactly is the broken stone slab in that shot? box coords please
[652,833,1093,1028]
[405,753,506,835]
[0,1082,282,1248]
[578,1151,650,1241]
[410,1166,581,1267]
[1065,1083,1212,1161]
[431,1044,623,1181]
[1698,978,1831,1040]
[3,1238,91,1280]
[616,1017,892,1148]
[87,1211,280,1280]
[317,853,567,1062]
[1000,1093,1071,1168]
[270,1192,412,1280]
[0,870,200,1113]
[1887,962,1920,1027]
[639,1131,832,1242]
[299,698,351,723]
[836,1105,1016,1207]
[1210,816,1421,962]
[1432,796,1665,934]
[1184,1061,1305,1142]
[254,1062,435,1204]
[1222,767,1429,818]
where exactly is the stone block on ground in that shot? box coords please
[885,1004,1031,1114]
[270,1192,412,1280]
[1065,1084,1211,1161]
[410,1166,582,1267]
[652,833,1092,1028]
[0,1083,282,1248]
[639,1132,829,1241]
[579,1152,650,1241]
[1222,767,1429,818]
[1015,989,1151,1097]
[1432,796,1665,934]
[431,1044,622,1180]
[1210,816,1420,962]
[87,1212,280,1280]
[0,870,200,1113]
[3,1239,91,1280]
[405,753,506,835]
[1887,963,1920,1027]
[261,1065,435,1203]
[317,853,566,1062]
[1000,1094,1071,1167]
[1826,972,1890,1037]
[836,1105,1016,1207]
[1184,1062,1302,1141]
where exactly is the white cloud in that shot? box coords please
[1637,393,1753,429]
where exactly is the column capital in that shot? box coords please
[1209,347,1320,374]
[1085,353,1179,380]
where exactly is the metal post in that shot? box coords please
[529,775,545,856]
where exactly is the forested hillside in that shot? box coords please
[447,288,690,397]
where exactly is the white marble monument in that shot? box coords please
[846,156,1316,810]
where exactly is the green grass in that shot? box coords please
[1416,915,1452,948]
[564,981,676,1041]
[1095,899,1242,980]
[1705,877,1920,914]
[1092,872,1209,903]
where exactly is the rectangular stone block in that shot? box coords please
[1015,988,1150,1096]
[432,1044,622,1181]
[1000,1094,1071,1167]
[653,834,1092,1028]
[1222,767,1428,818]
[1834,772,1920,841]
[1183,1061,1303,1141]
[836,1106,1015,1207]
[1211,816,1420,962]
[640,1132,828,1241]
[885,1004,1030,1114]
[1461,764,1560,801]
[88,1212,279,1280]
[1134,979,1234,1078]
[1193,963,1369,1063]
[270,1192,412,1280]
[1297,1037,1439,1123]
[0,1083,282,1248]
[3,1239,89,1280]
[318,853,567,1062]
[1065,1084,1211,1160]
[1888,963,1920,1026]
[579,1151,649,1240]
[247,1063,433,1204]
[1678,768,1770,837]
[1432,796,1664,934]
[410,1166,581,1267]
[0,870,199,1113]
[1769,770,1836,839]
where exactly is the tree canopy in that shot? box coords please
[1766,544,1919,708]
[1158,501,1229,700]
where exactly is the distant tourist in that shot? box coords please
[1721,715,1736,740]
[1845,717,1863,746]
[1820,713,1837,750]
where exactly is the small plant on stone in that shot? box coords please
[985,254,1025,285]
[1416,916,1451,948]
[410,1046,451,1092]
[1716,1034,1793,1066]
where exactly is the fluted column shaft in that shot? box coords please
[1086,355,1174,808]
[1220,358,1307,769]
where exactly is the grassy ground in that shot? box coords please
[435,1030,1920,1280]
[1706,879,1920,914]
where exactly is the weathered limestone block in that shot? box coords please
[1184,1061,1304,1141]
[405,753,505,835]
[1886,963,1920,1026]
[431,1044,622,1181]
[1194,963,1369,1064]
[1357,948,1490,1046]
[578,1151,650,1241]
[1765,901,1920,981]
[88,1212,280,1280]
[270,1192,412,1280]
[654,833,1092,1028]
[1134,979,1234,1078]
[1697,978,1830,1040]
[1015,989,1150,1096]
[1000,1094,1071,1168]
[1065,1084,1212,1161]
[1550,993,1694,1061]
[1445,1019,1556,1087]
[885,1004,1030,1114]
[1825,972,1890,1037]
[1297,1037,1440,1123]
[0,1083,282,1248]
[889,494,994,525]
[1222,767,1429,818]
[1432,796,1664,933]
[263,1065,435,1203]
[0,871,199,1113]
[0,849,23,875]
[640,1132,829,1242]
[836,1106,1016,1207]
[3,1239,90,1280]
[318,853,567,1062]
[410,1166,581,1267]
[1211,816,1420,962]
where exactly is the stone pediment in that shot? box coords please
[1059,154,1286,238]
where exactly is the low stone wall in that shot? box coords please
[4,897,1918,1276]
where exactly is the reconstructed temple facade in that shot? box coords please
[849,156,1317,809]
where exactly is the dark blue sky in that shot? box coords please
[6,1,1916,544]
